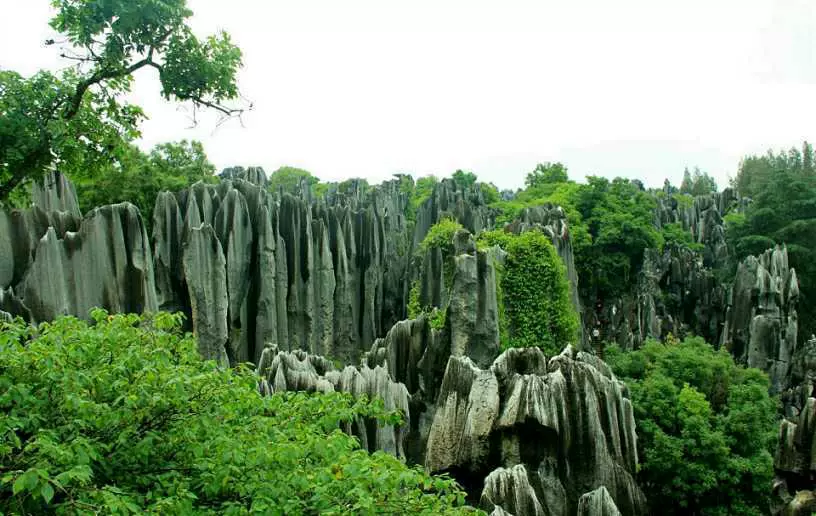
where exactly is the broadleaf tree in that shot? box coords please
[0,311,479,515]
[0,0,246,202]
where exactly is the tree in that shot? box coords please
[0,0,245,202]
[679,167,717,196]
[0,311,477,515]
[267,166,320,195]
[451,170,477,190]
[525,162,568,188]
[71,139,217,220]
[575,176,662,302]
[606,336,776,515]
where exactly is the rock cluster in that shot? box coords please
[721,245,799,393]
[150,176,414,365]
[772,337,816,515]
[427,346,645,515]
[1,173,155,323]
[256,344,410,458]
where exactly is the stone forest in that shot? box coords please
[3,1,816,515]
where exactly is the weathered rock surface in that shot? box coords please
[16,203,157,322]
[590,243,728,351]
[32,170,82,218]
[576,487,621,516]
[183,223,230,366]
[722,245,799,392]
[256,345,409,457]
[425,346,645,515]
[150,177,414,364]
[413,178,494,248]
[773,337,816,515]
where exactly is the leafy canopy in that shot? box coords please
[1,0,244,202]
[0,311,477,515]
[727,141,816,337]
[679,166,718,196]
[72,139,217,220]
[606,336,776,515]
[267,166,320,195]
[525,162,569,188]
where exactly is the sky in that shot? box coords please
[1,0,815,190]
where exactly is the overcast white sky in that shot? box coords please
[1,0,815,190]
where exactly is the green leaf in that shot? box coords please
[41,482,55,503]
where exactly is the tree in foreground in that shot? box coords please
[606,336,777,515]
[0,0,245,203]
[0,311,477,515]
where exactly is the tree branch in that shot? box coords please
[64,57,156,120]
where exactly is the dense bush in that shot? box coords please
[480,230,578,354]
[606,336,777,515]
[661,222,703,251]
[489,170,662,306]
[0,312,476,515]
[419,217,465,255]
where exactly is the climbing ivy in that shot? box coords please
[479,229,578,354]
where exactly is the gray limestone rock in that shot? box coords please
[577,487,622,516]
[256,345,409,457]
[723,245,798,392]
[481,465,545,516]
[447,243,502,368]
[426,346,646,515]
[32,171,81,218]
[183,223,229,366]
[18,203,157,322]
[152,191,185,312]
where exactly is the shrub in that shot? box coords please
[0,311,477,515]
[419,217,465,255]
[606,336,777,515]
[497,230,578,354]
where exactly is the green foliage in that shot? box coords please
[428,308,447,330]
[476,229,513,250]
[419,217,465,255]
[1,1,243,202]
[606,336,777,515]
[479,182,500,204]
[660,222,702,251]
[495,230,578,354]
[489,171,658,305]
[0,69,144,204]
[679,167,718,196]
[728,142,816,337]
[267,166,320,195]
[451,170,477,190]
[0,312,477,515]
[407,280,422,319]
[72,139,216,219]
[575,177,662,301]
[412,175,439,211]
[525,162,568,188]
